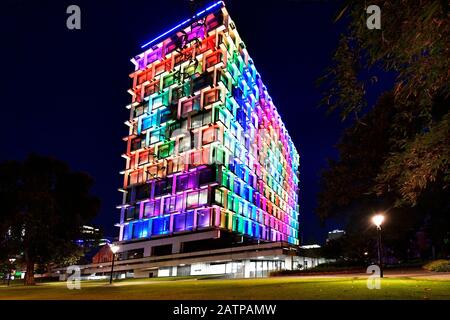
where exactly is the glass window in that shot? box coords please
[199,167,214,185]
[188,172,199,189]
[163,196,176,213]
[150,130,161,145]
[158,142,174,159]
[181,99,193,115]
[125,206,136,221]
[178,136,190,153]
[135,183,150,201]
[131,137,144,151]
[132,221,143,239]
[138,151,149,165]
[151,216,170,235]
[186,191,199,209]
[173,213,186,232]
[186,211,195,229]
[215,189,223,204]
[143,201,154,218]
[154,180,172,197]
[142,116,154,131]
[197,209,211,228]
[203,89,219,106]
[199,188,208,205]
[176,174,189,192]
[191,114,203,129]
[202,127,217,145]
[203,110,212,125]
[123,224,131,241]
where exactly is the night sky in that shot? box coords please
[1,0,358,243]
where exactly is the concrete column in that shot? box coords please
[172,241,181,254]
[143,245,152,257]
[243,259,251,278]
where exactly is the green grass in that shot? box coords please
[1,276,450,300]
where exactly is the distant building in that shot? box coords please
[92,245,113,264]
[75,225,111,248]
[327,229,345,242]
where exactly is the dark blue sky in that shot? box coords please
[0,0,356,243]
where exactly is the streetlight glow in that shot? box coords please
[110,243,120,254]
[109,244,120,284]
[371,213,385,278]
[372,214,385,229]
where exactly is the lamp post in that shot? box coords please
[7,258,16,286]
[109,244,120,284]
[372,214,385,278]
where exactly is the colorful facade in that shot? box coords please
[118,1,300,251]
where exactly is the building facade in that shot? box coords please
[115,1,301,276]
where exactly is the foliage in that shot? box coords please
[0,154,100,285]
[317,0,450,258]
[423,259,450,272]
[320,0,450,118]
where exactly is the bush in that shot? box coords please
[423,260,450,272]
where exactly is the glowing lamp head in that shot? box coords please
[9,258,16,263]
[372,214,385,228]
[110,244,120,254]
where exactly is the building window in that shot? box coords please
[199,166,215,185]
[191,110,212,129]
[167,157,185,174]
[205,51,223,69]
[197,208,211,228]
[122,224,131,241]
[186,189,208,209]
[154,179,172,197]
[163,195,181,214]
[176,174,189,192]
[151,216,170,235]
[131,136,146,151]
[173,211,195,232]
[138,151,149,165]
[135,183,150,201]
[214,188,223,205]
[203,89,220,107]
[143,198,161,218]
[173,213,186,232]
[134,102,149,118]
[158,141,174,159]
[181,96,201,117]
[125,206,137,221]
[142,115,156,131]
[129,170,144,185]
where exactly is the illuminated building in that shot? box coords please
[114,1,301,277]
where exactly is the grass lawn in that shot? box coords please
[1,276,450,300]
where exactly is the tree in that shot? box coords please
[317,0,450,258]
[0,154,100,285]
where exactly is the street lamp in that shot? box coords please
[7,258,16,286]
[372,214,385,278]
[109,244,120,284]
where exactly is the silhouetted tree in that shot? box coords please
[0,154,100,285]
[317,0,450,258]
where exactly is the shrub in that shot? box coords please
[423,260,450,272]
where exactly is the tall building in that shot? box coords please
[114,1,301,277]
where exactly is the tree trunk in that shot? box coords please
[24,259,35,286]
